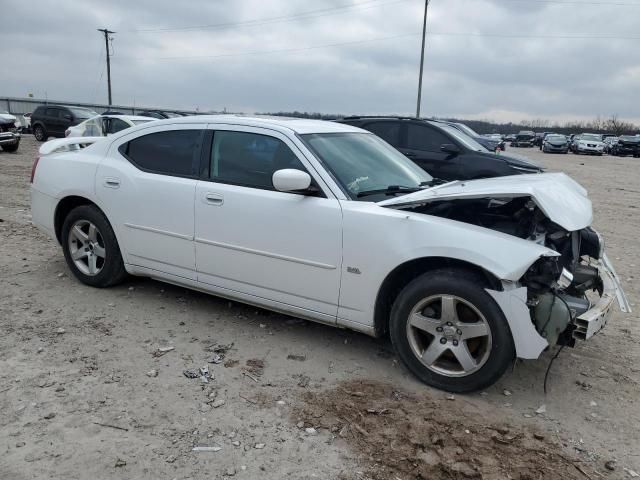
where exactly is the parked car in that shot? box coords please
[542,134,569,154]
[21,112,32,133]
[573,133,605,155]
[603,136,619,154]
[512,131,536,147]
[337,116,541,180]
[440,121,505,151]
[30,116,630,392]
[0,109,21,152]
[137,110,182,119]
[505,134,516,143]
[31,105,98,141]
[611,135,640,157]
[65,114,156,138]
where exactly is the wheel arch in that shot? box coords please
[373,257,502,337]
[54,196,109,244]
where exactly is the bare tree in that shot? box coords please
[604,114,634,136]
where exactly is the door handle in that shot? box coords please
[404,152,416,158]
[103,177,120,188]
[204,193,224,206]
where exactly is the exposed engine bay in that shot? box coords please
[402,196,607,347]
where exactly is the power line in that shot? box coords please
[127,0,409,33]
[124,29,640,63]
[128,32,422,61]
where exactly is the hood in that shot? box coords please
[0,113,16,123]
[498,151,542,168]
[378,172,592,232]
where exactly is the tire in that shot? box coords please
[1,141,19,152]
[61,205,127,288]
[33,124,48,142]
[389,268,515,393]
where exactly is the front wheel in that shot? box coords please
[1,141,19,152]
[389,269,515,393]
[61,205,127,287]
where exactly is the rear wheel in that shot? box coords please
[33,124,48,142]
[389,269,515,393]
[61,205,127,287]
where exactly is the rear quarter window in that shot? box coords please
[119,129,203,178]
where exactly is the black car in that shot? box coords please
[512,131,536,147]
[611,136,640,157]
[336,117,542,180]
[30,105,98,141]
[542,134,569,154]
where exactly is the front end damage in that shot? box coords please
[383,177,630,359]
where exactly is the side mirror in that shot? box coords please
[63,114,72,120]
[272,169,312,193]
[440,143,461,155]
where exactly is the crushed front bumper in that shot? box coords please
[573,254,631,340]
[0,131,21,145]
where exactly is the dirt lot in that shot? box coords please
[1,136,638,479]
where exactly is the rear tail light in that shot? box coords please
[30,156,41,184]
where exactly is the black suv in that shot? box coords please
[30,105,98,141]
[336,117,542,180]
[611,136,640,157]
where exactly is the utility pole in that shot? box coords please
[415,0,429,118]
[97,28,116,105]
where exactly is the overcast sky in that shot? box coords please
[2,0,639,123]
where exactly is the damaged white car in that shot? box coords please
[30,116,630,392]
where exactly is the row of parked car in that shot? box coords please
[495,130,640,157]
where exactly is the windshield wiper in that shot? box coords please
[356,185,424,198]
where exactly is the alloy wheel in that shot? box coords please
[67,219,106,276]
[406,294,492,377]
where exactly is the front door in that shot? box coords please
[194,126,343,318]
[401,123,461,180]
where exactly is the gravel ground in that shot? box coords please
[1,136,638,479]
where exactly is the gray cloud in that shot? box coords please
[1,0,639,123]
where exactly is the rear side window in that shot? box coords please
[119,130,202,177]
[363,121,401,146]
[45,108,59,118]
[407,124,449,152]
[107,118,130,134]
[210,131,306,190]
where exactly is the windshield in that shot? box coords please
[546,135,566,142]
[453,123,479,138]
[70,108,98,119]
[163,112,181,118]
[436,123,486,151]
[581,134,601,141]
[301,133,432,200]
[132,119,153,125]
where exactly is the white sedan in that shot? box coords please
[65,114,155,138]
[30,116,629,392]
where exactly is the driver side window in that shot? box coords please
[210,131,308,191]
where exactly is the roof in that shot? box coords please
[144,114,365,134]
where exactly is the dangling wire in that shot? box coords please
[543,344,565,394]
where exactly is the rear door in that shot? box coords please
[402,123,461,180]
[45,107,63,136]
[361,121,403,148]
[96,124,204,279]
